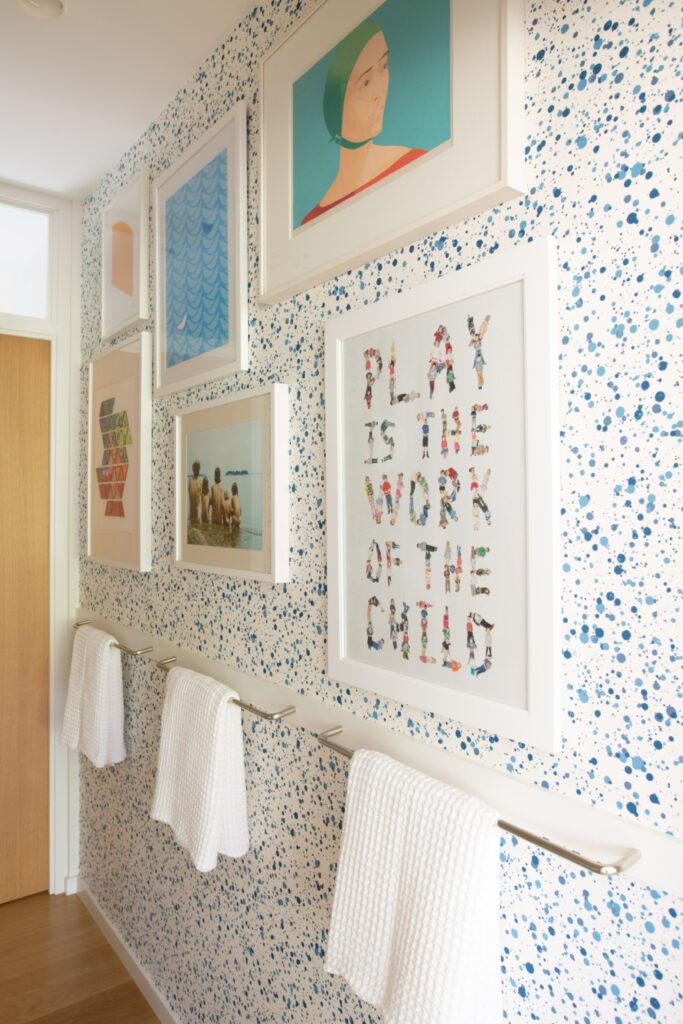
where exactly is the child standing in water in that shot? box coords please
[188,461,202,525]
[211,468,224,524]
[231,482,242,527]
[201,477,210,523]
[222,488,232,530]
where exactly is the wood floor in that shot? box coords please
[0,892,159,1023]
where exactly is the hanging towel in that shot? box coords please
[59,624,126,768]
[151,667,249,871]
[325,749,501,1024]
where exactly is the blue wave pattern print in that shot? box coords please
[165,148,229,368]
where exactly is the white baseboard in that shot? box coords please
[78,881,180,1024]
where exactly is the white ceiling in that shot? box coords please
[0,0,254,198]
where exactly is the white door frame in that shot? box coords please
[0,181,81,895]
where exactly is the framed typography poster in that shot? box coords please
[260,0,524,303]
[326,239,560,751]
[88,332,152,571]
[154,103,248,396]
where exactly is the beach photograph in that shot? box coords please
[186,417,263,551]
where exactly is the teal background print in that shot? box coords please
[292,0,452,229]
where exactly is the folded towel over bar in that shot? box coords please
[60,624,125,768]
[151,666,249,871]
[325,749,501,1024]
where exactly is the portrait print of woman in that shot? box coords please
[292,0,451,230]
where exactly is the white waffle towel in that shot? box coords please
[151,667,249,871]
[325,749,502,1024]
[59,625,126,768]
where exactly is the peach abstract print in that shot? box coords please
[111,220,134,297]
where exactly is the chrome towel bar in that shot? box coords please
[74,622,296,722]
[73,620,153,657]
[72,620,642,878]
[317,727,642,878]
[155,658,296,722]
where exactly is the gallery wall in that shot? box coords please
[78,0,682,1021]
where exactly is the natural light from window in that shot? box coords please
[0,202,50,319]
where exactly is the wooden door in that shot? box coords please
[0,334,50,904]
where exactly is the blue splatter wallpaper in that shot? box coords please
[78,0,682,1021]
[165,148,229,367]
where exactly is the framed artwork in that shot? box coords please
[88,332,152,571]
[154,102,248,397]
[174,384,289,582]
[326,238,560,751]
[101,174,149,340]
[259,0,524,304]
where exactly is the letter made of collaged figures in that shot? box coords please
[438,467,460,528]
[467,314,490,390]
[366,540,382,583]
[452,407,462,454]
[470,403,491,457]
[364,420,378,464]
[363,347,382,409]
[389,342,420,406]
[400,602,410,660]
[441,607,461,672]
[367,472,403,526]
[469,466,491,530]
[380,418,395,461]
[416,600,436,664]
[385,540,401,586]
[408,471,430,527]
[366,595,384,651]
[469,611,494,676]
[471,545,491,597]
[444,540,455,593]
[417,542,437,590]
[428,324,451,399]
[440,410,449,459]
[466,616,476,665]
[389,598,400,650]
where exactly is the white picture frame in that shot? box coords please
[259,0,524,304]
[174,384,289,583]
[101,173,149,340]
[326,238,560,751]
[154,102,248,397]
[88,331,152,571]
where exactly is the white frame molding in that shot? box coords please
[0,180,80,895]
[326,237,560,751]
[259,0,525,304]
[153,102,248,396]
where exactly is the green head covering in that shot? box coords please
[323,21,383,149]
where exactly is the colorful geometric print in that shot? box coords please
[102,428,133,448]
[99,410,129,432]
[102,447,128,466]
[97,396,131,517]
[96,464,129,483]
[98,483,125,500]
